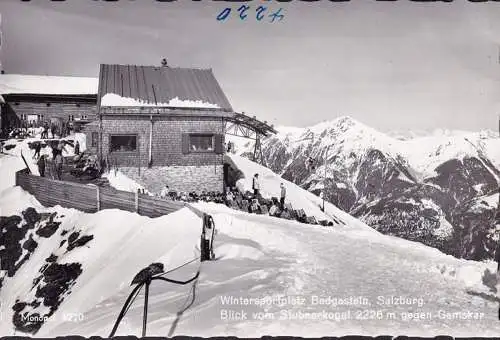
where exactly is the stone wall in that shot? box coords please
[120,165,224,193]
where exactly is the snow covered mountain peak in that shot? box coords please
[275,116,394,150]
[303,115,369,135]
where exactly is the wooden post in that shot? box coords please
[96,186,101,211]
[135,190,139,213]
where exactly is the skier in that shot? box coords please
[280,182,286,211]
[37,155,46,177]
[252,173,260,197]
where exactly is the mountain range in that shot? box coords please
[228,116,500,261]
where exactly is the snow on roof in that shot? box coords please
[0,74,98,96]
[100,93,220,109]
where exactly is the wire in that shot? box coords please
[156,256,200,278]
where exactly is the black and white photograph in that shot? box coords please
[0,0,499,338]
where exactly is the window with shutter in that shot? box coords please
[110,134,137,152]
[188,134,215,153]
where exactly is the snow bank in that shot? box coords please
[0,153,28,192]
[101,93,220,109]
[0,185,204,337]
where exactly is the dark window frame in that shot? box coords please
[188,133,215,153]
[109,133,138,153]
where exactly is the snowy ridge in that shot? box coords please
[250,115,500,182]
[402,132,500,179]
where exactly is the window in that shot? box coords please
[182,133,224,154]
[189,134,214,152]
[110,134,137,152]
[91,132,99,148]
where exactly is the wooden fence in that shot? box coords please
[14,168,204,218]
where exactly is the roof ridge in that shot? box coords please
[99,63,212,71]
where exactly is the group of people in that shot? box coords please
[35,141,64,179]
[40,121,72,139]
[34,140,81,180]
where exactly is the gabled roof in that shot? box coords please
[98,64,233,111]
[0,74,98,96]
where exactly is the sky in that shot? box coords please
[0,0,500,133]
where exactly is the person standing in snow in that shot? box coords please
[33,142,42,159]
[74,141,80,156]
[42,122,49,139]
[280,183,287,210]
[37,155,46,177]
[50,124,56,139]
[252,173,260,197]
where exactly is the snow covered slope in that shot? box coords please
[228,153,374,231]
[27,199,500,337]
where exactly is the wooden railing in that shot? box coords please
[14,168,203,218]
